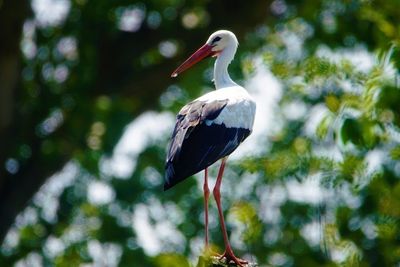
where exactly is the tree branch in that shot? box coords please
[197,256,258,267]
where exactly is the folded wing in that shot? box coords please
[164,99,251,190]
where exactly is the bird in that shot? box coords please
[164,30,256,266]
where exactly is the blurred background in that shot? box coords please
[1,0,400,266]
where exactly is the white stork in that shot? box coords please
[165,30,256,266]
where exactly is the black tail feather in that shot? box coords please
[164,162,192,191]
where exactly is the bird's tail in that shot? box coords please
[164,162,177,191]
[164,162,192,191]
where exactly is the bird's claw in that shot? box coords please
[218,250,248,267]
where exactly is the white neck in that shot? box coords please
[213,45,238,89]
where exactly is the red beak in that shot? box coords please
[171,44,216,78]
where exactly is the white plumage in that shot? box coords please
[197,85,256,129]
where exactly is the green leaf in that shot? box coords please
[154,253,190,267]
[316,115,332,139]
[390,146,400,160]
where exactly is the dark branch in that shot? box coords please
[197,256,258,267]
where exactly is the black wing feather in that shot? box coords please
[167,100,228,163]
[164,99,250,190]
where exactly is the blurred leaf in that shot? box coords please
[154,253,190,267]
[325,95,340,113]
[316,115,333,139]
[230,202,262,244]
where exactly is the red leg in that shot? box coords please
[213,157,248,266]
[203,168,210,247]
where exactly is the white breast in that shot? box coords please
[197,86,256,129]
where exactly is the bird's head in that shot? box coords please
[171,30,238,77]
[205,30,238,56]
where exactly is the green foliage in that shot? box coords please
[154,253,190,267]
[1,0,400,266]
[316,115,333,139]
[230,202,262,244]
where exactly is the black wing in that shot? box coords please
[164,99,250,190]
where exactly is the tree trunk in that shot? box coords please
[0,0,31,241]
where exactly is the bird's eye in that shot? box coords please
[211,36,221,44]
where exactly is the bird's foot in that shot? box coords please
[218,249,248,267]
